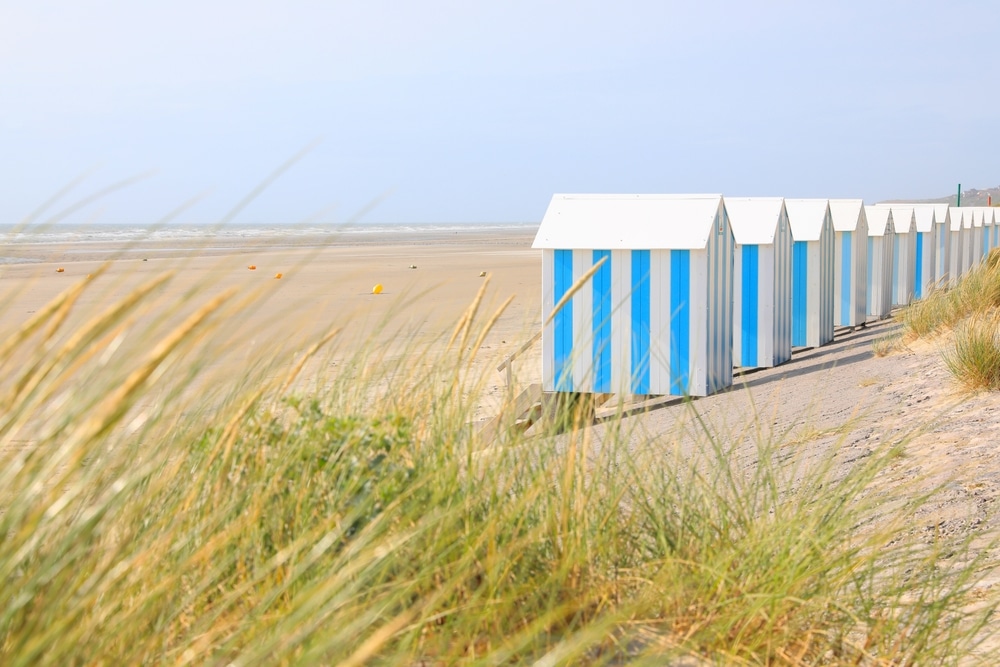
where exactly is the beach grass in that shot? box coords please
[2,271,997,665]
[901,249,1000,388]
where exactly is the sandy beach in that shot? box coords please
[0,227,544,417]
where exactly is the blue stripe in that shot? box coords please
[792,241,808,346]
[669,249,690,396]
[553,249,573,391]
[630,250,650,394]
[741,245,759,367]
[840,232,851,325]
[591,250,611,393]
[915,233,924,299]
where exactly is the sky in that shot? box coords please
[2,0,998,225]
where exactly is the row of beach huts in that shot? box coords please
[532,194,1000,397]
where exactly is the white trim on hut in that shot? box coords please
[948,208,967,286]
[930,204,951,287]
[725,197,793,369]
[865,206,895,319]
[784,199,835,348]
[876,205,917,307]
[533,194,734,398]
[828,199,868,327]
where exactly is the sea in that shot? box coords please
[0,222,539,263]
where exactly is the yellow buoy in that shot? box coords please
[56,268,65,273]
[248,264,257,270]
[372,283,383,295]
[274,273,283,279]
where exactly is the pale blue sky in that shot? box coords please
[2,1,997,225]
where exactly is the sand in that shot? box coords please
[0,228,544,419]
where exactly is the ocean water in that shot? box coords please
[0,222,538,246]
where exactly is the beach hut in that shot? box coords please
[907,205,937,299]
[876,205,917,307]
[784,199,835,348]
[948,208,967,286]
[828,199,868,328]
[961,208,976,274]
[992,208,1000,251]
[970,209,985,268]
[725,197,793,368]
[865,206,895,319]
[533,193,734,397]
[930,204,951,287]
[975,207,995,258]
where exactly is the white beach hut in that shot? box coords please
[865,206,895,319]
[725,197,793,369]
[930,204,951,287]
[784,199,835,348]
[962,208,976,274]
[974,207,995,258]
[970,209,985,268]
[948,208,968,286]
[876,205,917,307]
[533,193,734,398]
[907,205,937,299]
[983,206,997,256]
[992,208,1000,251]
[828,199,868,328]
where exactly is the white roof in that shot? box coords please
[874,204,915,233]
[959,208,977,228]
[828,199,866,232]
[784,198,831,241]
[986,208,997,225]
[910,206,935,232]
[532,193,724,250]
[949,208,965,231]
[724,197,786,245]
[975,207,995,225]
[931,203,950,226]
[865,206,894,236]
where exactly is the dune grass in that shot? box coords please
[900,249,1000,389]
[1,270,998,665]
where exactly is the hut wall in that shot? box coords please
[867,233,894,319]
[933,215,950,288]
[791,221,834,348]
[833,222,868,327]
[732,215,792,368]
[891,226,917,307]
[914,231,936,299]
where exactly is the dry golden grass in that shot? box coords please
[0,270,997,665]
